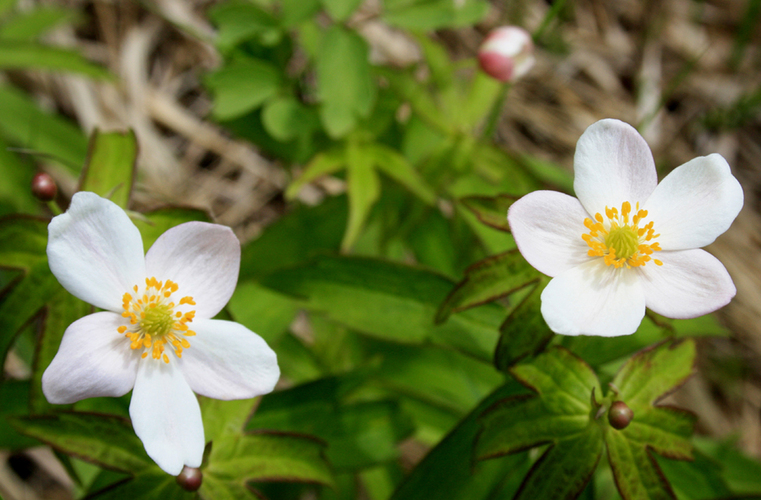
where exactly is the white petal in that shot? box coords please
[178,319,279,400]
[638,249,736,318]
[642,154,743,250]
[508,191,593,277]
[130,360,204,476]
[145,222,240,319]
[573,119,658,216]
[47,192,146,311]
[42,312,140,404]
[541,259,646,337]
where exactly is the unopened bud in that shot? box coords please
[31,172,57,202]
[176,466,202,491]
[608,401,634,430]
[478,26,535,82]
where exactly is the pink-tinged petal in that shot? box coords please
[638,249,735,318]
[47,192,146,311]
[573,119,658,216]
[130,360,204,476]
[178,319,279,400]
[508,191,593,277]
[42,312,140,404]
[541,260,646,337]
[144,222,240,319]
[642,154,743,250]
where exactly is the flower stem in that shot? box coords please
[482,82,512,140]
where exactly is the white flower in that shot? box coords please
[508,119,743,337]
[478,26,535,82]
[42,192,280,475]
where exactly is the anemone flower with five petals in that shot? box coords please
[42,192,280,475]
[508,119,743,337]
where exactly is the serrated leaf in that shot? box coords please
[655,450,733,500]
[86,470,193,500]
[0,41,112,78]
[78,129,137,209]
[368,143,436,205]
[260,255,506,361]
[11,413,153,473]
[132,207,211,250]
[459,194,517,232]
[206,56,281,121]
[494,279,554,371]
[606,429,676,500]
[435,249,540,323]
[199,397,256,445]
[285,148,346,200]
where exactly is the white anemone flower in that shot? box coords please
[508,119,743,337]
[42,192,280,475]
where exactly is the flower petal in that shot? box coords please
[47,192,146,311]
[144,222,240,319]
[42,312,140,404]
[573,119,658,216]
[541,260,646,337]
[130,360,204,476]
[638,249,735,318]
[642,154,743,250]
[178,319,279,400]
[508,190,593,277]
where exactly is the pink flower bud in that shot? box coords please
[31,172,57,202]
[478,26,535,82]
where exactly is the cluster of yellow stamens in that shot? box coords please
[118,277,197,364]
[582,201,663,269]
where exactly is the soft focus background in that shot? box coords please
[2,0,761,498]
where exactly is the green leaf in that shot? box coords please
[0,135,37,216]
[344,140,380,250]
[199,397,255,445]
[206,56,281,121]
[316,26,375,138]
[0,380,38,449]
[208,1,281,53]
[435,249,540,323]
[285,148,346,200]
[0,41,112,78]
[459,194,517,232]
[368,144,436,205]
[655,450,733,500]
[0,6,78,41]
[494,278,554,371]
[694,436,761,495]
[262,96,315,142]
[87,470,193,500]
[78,129,137,209]
[227,281,297,345]
[321,0,363,21]
[260,255,505,361]
[606,430,676,500]
[11,413,153,473]
[132,207,211,250]
[383,0,489,31]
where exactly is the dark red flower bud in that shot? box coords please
[31,172,57,202]
[608,400,634,430]
[176,466,202,491]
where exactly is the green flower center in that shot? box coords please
[604,226,639,261]
[140,304,175,337]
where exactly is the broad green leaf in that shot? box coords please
[285,148,346,200]
[514,426,603,500]
[390,382,530,500]
[0,380,38,449]
[10,413,153,473]
[606,429,676,500]
[459,194,517,232]
[612,339,696,409]
[435,249,539,323]
[239,195,346,280]
[199,397,256,445]
[321,0,363,21]
[260,255,505,360]
[262,95,316,142]
[462,71,502,129]
[316,26,375,138]
[517,153,574,193]
[0,6,78,41]
[206,56,281,121]
[0,84,87,172]
[208,1,281,53]
[0,135,37,215]
[494,278,554,371]
[87,470,193,500]
[383,0,489,30]
[200,476,260,500]
[133,206,211,250]
[655,450,732,500]
[368,143,436,205]
[0,41,111,78]
[227,281,297,345]
[78,129,137,209]
[693,437,761,495]
[344,141,380,250]
[280,0,321,26]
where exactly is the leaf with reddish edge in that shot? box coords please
[606,340,698,500]
[475,348,604,500]
[459,194,517,232]
[494,277,554,371]
[435,249,540,324]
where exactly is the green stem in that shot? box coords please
[482,82,512,140]
[47,200,62,216]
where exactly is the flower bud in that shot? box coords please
[608,401,634,430]
[478,26,535,82]
[176,466,203,491]
[31,172,57,202]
